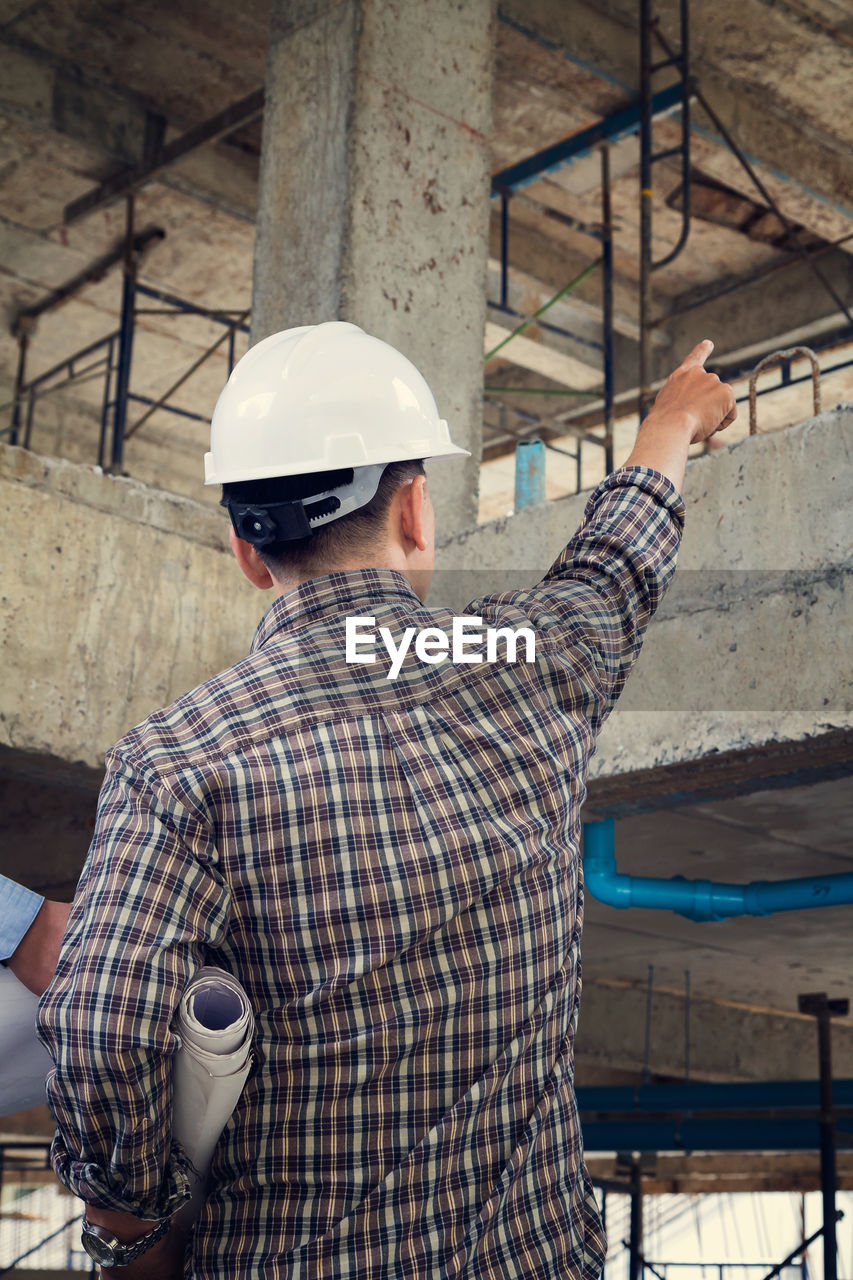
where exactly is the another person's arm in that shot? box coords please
[2,879,71,996]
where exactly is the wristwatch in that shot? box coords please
[81,1215,171,1268]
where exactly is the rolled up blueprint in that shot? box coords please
[0,966,52,1115]
[171,965,254,1231]
[0,962,253,1233]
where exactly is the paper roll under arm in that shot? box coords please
[0,962,254,1233]
[171,967,255,1232]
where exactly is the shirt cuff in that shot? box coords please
[0,874,44,963]
[583,464,686,530]
[48,1135,193,1221]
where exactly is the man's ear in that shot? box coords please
[397,473,429,552]
[229,526,276,589]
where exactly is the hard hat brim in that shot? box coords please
[205,442,470,486]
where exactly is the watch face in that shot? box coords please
[81,1228,118,1267]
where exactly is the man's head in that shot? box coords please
[223,458,435,602]
[205,321,468,603]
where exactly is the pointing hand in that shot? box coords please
[649,339,738,444]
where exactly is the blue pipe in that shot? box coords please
[514,438,546,510]
[583,819,853,922]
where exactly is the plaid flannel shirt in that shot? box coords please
[37,466,684,1279]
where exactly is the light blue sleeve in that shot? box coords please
[0,874,44,962]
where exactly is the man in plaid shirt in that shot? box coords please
[37,325,735,1278]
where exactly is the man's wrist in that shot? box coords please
[82,1206,185,1278]
[637,407,695,443]
[98,1225,185,1280]
[82,1205,164,1242]
[623,409,695,494]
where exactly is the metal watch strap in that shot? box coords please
[82,1214,170,1267]
[119,1216,170,1265]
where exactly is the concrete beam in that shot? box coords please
[650,250,853,381]
[584,1151,853,1194]
[486,260,640,365]
[485,318,603,390]
[498,0,853,219]
[487,205,648,390]
[575,978,853,1082]
[586,728,853,816]
[488,203,612,315]
[63,89,264,225]
[0,37,259,221]
[590,408,852,785]
[252,0,493,540]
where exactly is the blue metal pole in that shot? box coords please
[514,438,546,510]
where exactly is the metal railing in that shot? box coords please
[3,197,250,474]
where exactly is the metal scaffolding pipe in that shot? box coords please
[601,144,615,472]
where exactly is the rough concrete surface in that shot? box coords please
[432,407,852,781]
[575,978,853,1083]
[4,406,848,777]
[0,441,268,770]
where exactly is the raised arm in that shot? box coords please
[469,340,737,735]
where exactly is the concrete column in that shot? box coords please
[251,0,494,537]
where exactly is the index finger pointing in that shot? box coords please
[680,338,714,370]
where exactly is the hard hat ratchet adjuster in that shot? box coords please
[226,463,387,547]
[227,501,312,546]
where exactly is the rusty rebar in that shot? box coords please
[748,346,821,434]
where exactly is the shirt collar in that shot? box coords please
[250,567,424,653]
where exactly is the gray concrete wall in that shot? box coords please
[0,442,267,773]
[433,406,853,787]
[575,977,853,1083]
[2,405,849,782]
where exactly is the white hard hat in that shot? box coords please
[205,320,470,485]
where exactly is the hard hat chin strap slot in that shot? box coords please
[227,463,387,547]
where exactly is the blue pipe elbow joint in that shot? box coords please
[582,819,853,922]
